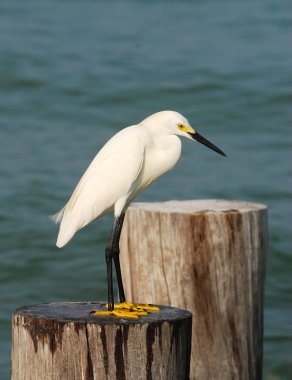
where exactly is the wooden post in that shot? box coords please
[11,302,192,380]
[120,200,268,380]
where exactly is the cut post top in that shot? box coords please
[14,302,192,326]
[130,199,267,214]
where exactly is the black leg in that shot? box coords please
[105,213,126,311]
[105,245,114,311]
[113,214,126,303]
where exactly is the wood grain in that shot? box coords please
[11,302,192,380]
[120,200,268,380]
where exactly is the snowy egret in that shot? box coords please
[52,110,226,318]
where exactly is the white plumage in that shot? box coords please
[53,110,225,248]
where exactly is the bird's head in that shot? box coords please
[141,110,226,157]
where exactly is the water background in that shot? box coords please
[1,0,291,378]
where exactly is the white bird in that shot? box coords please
[53,110,226,318]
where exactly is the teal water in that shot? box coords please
[1,0,291,378]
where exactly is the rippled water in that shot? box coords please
[1,0,291,378]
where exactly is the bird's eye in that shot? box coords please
[178,124,184,130]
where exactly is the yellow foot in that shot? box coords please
[113,302,160,313]
[92,302,159,319]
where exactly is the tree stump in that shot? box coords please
[11,302,192,380]
[120,200,268,380]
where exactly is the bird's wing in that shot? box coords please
[54,126,147,247]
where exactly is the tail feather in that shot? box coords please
[50,208,65,224]
[56,225,76,248]
[50,207,76,248]
[54,207,86,248]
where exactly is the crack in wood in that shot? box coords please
[85,326,94,380]
[114,326,126,380]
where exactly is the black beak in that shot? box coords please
[188,131,226,157]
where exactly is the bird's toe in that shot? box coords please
[91,302,159,319]
[113,301,160,312]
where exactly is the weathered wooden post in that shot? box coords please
[120,200,268,380]
[11,302,192,380]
